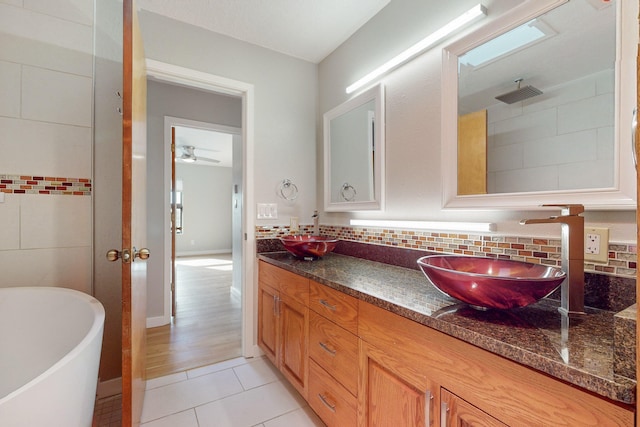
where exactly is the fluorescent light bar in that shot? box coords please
[346,4,487,94]
[350,219,496,233]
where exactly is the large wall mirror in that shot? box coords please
[441,0,637,209]
[324,84,385,211]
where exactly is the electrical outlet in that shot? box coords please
[584,227,609,263]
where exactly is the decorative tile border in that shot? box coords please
[256,224,637,278]
[0,174,91,196]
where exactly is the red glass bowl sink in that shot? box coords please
[417,255,566,310]
[280,235,338,258]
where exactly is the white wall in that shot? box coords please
[175,163,233,255]
[317,0,636,242]
[138,11,318,228]
[0,1,94,292]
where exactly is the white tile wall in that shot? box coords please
[0,194,20,250]
[487,70,615,193]
[0,3,93,76]
[21,66,93,127]
[557,92,614,135]
[0,0,23,6]
[24,0,94,26]
[0,0,93,294]
[523,129,597,169]
[20,195,91,249]
[0,247,92,293]
[0,60,21,118]
[0,117,92,177]
[492,165,558,193]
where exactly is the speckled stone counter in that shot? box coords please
[258,251,636,405]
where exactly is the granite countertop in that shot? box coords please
[258,251,636,405]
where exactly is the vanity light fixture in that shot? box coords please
[345,4,487,94]
[350,219,496,233]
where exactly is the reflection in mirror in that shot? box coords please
[324,84,385,211]
[441,0,637,209]
[458,0,615,195]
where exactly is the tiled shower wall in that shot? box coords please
[487,70,614,193]
[256,224,637,278]
[0,1,94,293]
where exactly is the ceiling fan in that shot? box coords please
[176,145,220,164]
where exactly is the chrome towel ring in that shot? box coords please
[279,179,299,201]
[340,182,357,201]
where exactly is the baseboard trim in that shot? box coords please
[147,315,170,328]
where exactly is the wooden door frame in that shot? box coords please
[145,59,260,358]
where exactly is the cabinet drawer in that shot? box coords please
[309,311,358,396]
[309,281,358,334]
[309,360,357,427]
[260,261,308,305]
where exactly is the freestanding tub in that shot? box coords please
[0,287,105,426]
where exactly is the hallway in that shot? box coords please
[145,254,242,379]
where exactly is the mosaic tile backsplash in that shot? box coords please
[256,224,637,278]
[0,174,91,196]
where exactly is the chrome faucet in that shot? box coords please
[312,210,319,236]
[520,204,585,316]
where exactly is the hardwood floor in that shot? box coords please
[145,254,242,379]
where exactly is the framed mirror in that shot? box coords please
[441,0,637,209]
[324,84,385,211]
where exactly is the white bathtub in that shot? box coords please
[0,287,105,427]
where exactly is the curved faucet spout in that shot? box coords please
[520,204,585,316]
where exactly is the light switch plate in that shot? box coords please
[584,227,609,263]
[257,203,278,219]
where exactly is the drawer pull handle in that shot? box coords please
[319,299,337,311]
[440,401,449,427]
[319,341,337,356]
[318,393,336,413]
[425,390,432,427]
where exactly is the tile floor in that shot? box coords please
[140,356,325,427]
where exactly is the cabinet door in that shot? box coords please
[359,341,437,427]
[441,389,507,427]
[279,293,309,399]
[257,281,278,365]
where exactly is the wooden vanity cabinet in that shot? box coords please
[441,389,506,427]
[308,281,359,426]
[257,261,309,399]
[258,262,634,426]
[358,301,634,427]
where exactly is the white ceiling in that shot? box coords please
[136,0,391,63]
[144,0,391,167]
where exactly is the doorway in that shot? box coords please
[146,120,243,378]
[145,59,260,366]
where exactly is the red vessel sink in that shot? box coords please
[280,235,338,259]
[417,255,565,310]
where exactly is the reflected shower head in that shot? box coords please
[495,79,543,104]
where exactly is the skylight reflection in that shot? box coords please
[459,19,552,68]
